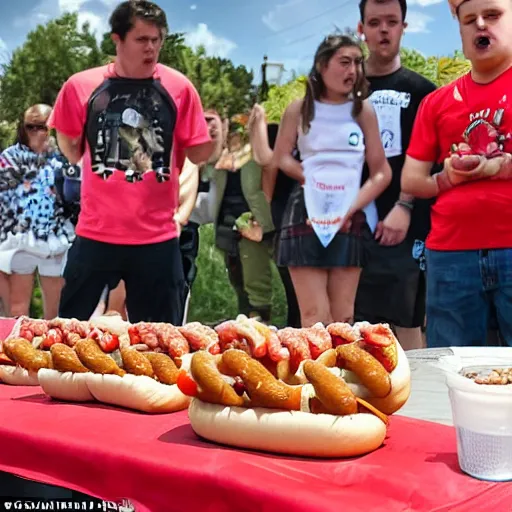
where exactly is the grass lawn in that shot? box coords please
[187,224,288,327]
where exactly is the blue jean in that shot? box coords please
[426,249,512,347]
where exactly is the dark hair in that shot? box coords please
[301,35,369,134]
[359,0,407,22]
[15,116,30,147]
[109,0,168,40]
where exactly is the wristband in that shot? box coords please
[433,171,453,194]
[395,199,414,212]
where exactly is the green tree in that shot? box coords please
[0,120,16,150]
[167,45,255,117]
[0,13,103,122]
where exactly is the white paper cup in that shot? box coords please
[446,366,512,482]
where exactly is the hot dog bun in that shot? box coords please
[0,365,39,386]
[34,343,191,413]
[37,368,190,413]
[38,369,94,402]
[188,399,387,458]
[85,373,190,413]
[179,350,389,457]
[342,339,410,415]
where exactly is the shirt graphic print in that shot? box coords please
[369,90,411,158]
[84,78,177,183]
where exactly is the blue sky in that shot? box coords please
[0,0,462,83]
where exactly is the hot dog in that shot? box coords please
[336,322,411,415]
[0,316,410,417]
[335,343,392,398]
[178,349,388,458]
[0,336,190,413]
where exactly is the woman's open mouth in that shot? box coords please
[475,35,491,50]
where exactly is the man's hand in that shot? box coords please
[239,220,263,242]
[375,204,411,246]
[174,212,186,237]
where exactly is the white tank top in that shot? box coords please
[297,100,378,232]
[298,100,365,174]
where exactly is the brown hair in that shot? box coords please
[301,34,369,134]
[16,104,52,147]
[359,0,407,22]
[109,0,168,40]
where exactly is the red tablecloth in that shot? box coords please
[1,319,511,512]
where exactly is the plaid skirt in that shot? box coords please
[276,184,371,268]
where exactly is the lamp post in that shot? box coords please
[260,55,284,102]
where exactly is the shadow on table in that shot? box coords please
[157,424,389,463]
[11,394,156,415]
[425,452,460,472]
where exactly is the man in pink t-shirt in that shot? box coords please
[48,0,213,324]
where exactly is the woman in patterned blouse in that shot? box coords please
[0,104,75,319]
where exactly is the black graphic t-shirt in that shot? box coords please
[361,67,438,241]
[85,78,177,182]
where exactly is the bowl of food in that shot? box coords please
[445,361,512,481]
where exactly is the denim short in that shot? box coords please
[425,248,512,347]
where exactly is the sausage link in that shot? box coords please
[336,344,391,398]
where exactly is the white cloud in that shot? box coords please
[59,0,87,12]
[405,10,434,33]
[190,4,197,10]
[262,0,306,32]
[14,0,117,43]
[76,10,109,40]
[184,23,237,58]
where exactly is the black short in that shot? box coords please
[276,185,371,268]
[59,236,185,324]
[354,239,426,328]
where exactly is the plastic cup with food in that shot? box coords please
[445,361,512,481]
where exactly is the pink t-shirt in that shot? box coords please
[48,63,210,245]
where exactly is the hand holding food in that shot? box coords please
[235,212,263,242]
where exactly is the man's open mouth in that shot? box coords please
[475,35,491,50]
[379,39,390,45]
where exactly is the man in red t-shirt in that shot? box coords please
[401,0,512,347]
[48,0,212,324]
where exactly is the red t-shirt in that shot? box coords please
[48,63,210,245]
[407,67,512,251]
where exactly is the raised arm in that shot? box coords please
[271,100,304,184]
[248,104,273,167]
